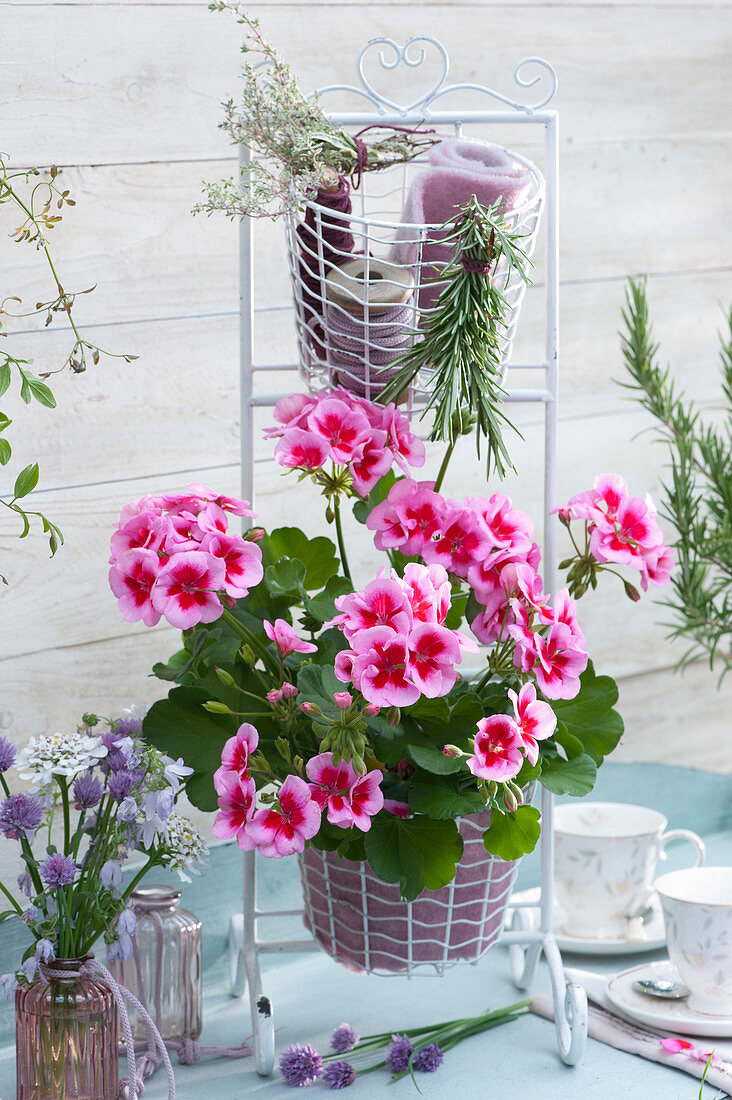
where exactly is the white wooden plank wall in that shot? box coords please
[1,0,731,783]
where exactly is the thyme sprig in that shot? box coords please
[197,2,438,220]
[619,277,732,678]
[380,194,531,478]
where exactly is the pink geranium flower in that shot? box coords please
[537,588,586,648]
[638,543,674,591]
[350,628,420,708]
[266,393,318,438]
[211,772,257,850]
[109,549,162,627]
[383,799,410,818]
[590,495,664,568]
[201,532,264,598]
[467,715,525,782]
[263,619,318,658]
[566,473,628,524]
[245,774,321,857]
[215,723,259,786]
[110,510,169,562]
[306,752,358,825]
[422,505,491,579]
[378,405,426,471]
[396,562,451,625]
[469,493,535,557]
[274,428,329,471]
[349,429,393,496]
[531,622,588,700]
[508,683,557,765]
[347,770,385,831]
[333,579,413,642]
[178,483,255,517]
[408,623,463,698]
[151,550,227,629]
[307,398,371,464]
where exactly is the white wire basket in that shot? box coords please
[283,137,545,405]
[298,811,521,976]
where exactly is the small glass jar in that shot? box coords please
[112,884,202,1044]
[15,956,119,1100]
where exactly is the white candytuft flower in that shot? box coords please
[161,813,209,882]
[16,733,108,786]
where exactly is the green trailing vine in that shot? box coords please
[620,277,732,678]
[379,195,531,478]
[0,155,136,581]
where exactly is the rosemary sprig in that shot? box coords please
[379,195,531,478]
[619,277,732,678]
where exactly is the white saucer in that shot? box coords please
[607,959,732,1038]
[506,887,666,956]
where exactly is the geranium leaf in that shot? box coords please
[303,574,352,623]
[264,528,339,589]
[539,751,597,797]
[550,661,623,765]
[364,815,464,902]
[409,781,486,819]
[407,744,464,775]
[482,804,542,860]
[264,558,306,599]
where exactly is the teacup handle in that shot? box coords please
[659,828,706,868]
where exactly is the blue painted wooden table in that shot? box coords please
[1,764,730,1099]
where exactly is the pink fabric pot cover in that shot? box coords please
[299,810,521,975]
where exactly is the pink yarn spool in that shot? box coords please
[323,257,415,400]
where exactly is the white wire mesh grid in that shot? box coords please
[298,811,521,977]
[283,137,545,405]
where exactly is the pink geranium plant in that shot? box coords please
[110,389,672,900]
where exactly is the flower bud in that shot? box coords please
[442,745,462,758]
[300,701,321,716]
[203,700,232,715]
[275,737,291,763]
[623,580,641,603]
[238,644,256,665]
[503,787,518,812]
[363,703,380,717]
[281,682,298,699]
[386,706,400,727]
[266,688,284,704]
[244,527,265,542]
[334,691,353,710]
[215,667,237,688]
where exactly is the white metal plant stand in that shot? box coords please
[228,36,588,1075]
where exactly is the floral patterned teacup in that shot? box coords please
[554,802,705,939]
[655,867,732,1016]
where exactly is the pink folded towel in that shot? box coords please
[389,138,534,311]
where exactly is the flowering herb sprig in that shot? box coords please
[279,1001,530,1090]
[196,3,438,221]
[0,715,205,997]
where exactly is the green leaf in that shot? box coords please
[364,815,464,902]
[0,437,10,465]
[13,462,39,499]
[142,688,235,811]
[264,528,339,589]
[296,662,344,718]
[0,362,11,397]
[444,589,468,630]
[19,368,56,408]
[539,751,597,797]
[0,909,18,925]
[264,557,306,599]
[409,780,486,819]
[552,720,585,760]
[303,574,352,623]
[406,743,464,775]
[482,804,541,860]
[550,662,624,765]
[0,412,11,431]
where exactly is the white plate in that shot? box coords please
[506,887,667,956]
[607,959,732,1038]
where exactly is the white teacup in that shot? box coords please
[554,802,705,939]
[655,867,732,1016]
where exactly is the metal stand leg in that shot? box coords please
[543,935,588,1066]
[228,851,275,1075]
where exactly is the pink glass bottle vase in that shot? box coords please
[15,957,119,1100]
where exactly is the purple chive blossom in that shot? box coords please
[39,853,77,888]
[108,770,134,802]
[0,737,16,772]
[279,1043,323,1087]
[386,1035,414,1074]
[323,1062,356,1090]
[113,717,143,739]
[413,1043,444,1073]
[331,1023,359,1054]
[0,793,43,840]
[72,771,103,810]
